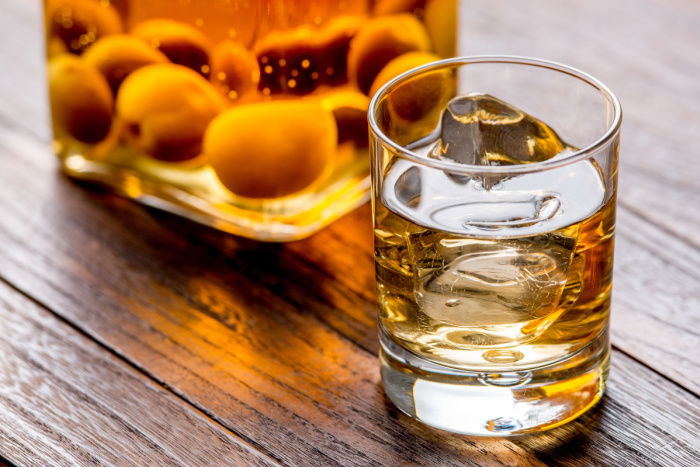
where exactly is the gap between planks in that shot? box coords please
[0,119,697,398]
[0,275,285,467]
[608,343,699,401]
[0,137,696,462]
[0,249,696,434]
[0,117,697,399]
[2,266,698,466]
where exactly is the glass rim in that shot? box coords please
[367,55,623,175]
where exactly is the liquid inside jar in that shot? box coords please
[43,0,457,240]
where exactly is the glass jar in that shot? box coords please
[43,0,457,240]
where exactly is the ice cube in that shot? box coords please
[432,94,573,188]
[393,165,422,209]
[409,231,576,341]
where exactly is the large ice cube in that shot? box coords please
[409,230,577,341]
[431,94,573,188]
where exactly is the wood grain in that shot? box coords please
[515,352,700,466]
[612,210,700,394]
[0,280,276,466]
[0,127,698,465]
[2,0,698,387]
[0,136,540,465]
[0,0,699,465]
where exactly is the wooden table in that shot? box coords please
[1,0,699,465]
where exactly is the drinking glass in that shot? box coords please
[368,56,621,435]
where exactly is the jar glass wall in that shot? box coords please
[43,0,457,240]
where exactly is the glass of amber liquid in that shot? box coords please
[369,56,621,435]
[43,0,456,241]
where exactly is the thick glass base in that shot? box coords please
[379,328,609,436]
[59,151,370,242]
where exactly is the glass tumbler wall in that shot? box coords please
[369,57,621,435]
[43,0,456,241]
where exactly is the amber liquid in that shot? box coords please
[375,148,615,371]
[44,0,456,239]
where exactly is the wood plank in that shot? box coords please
[0,280,277,466]
[612,210,700,394]
[0,0,699,463]
[184,206,380,354]
[0,128,698,464]
[0,136,541,465]
[1,119,698,398]
[515,351,700,467]
[4,0,698,374]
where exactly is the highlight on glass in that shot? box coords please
[369,56,621,435]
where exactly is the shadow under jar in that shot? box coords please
[43,0,457,241]
[369,56,621,435]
